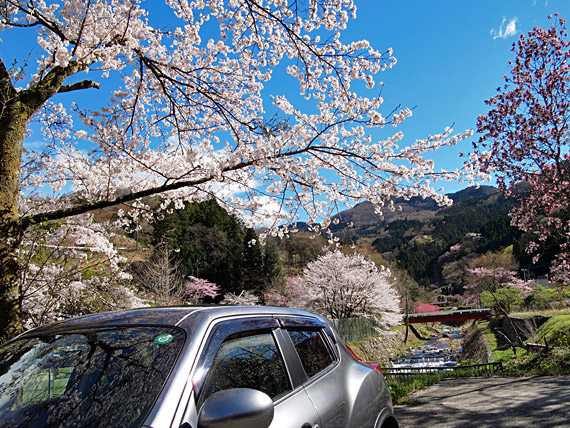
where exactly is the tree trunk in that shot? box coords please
[0,57,90,342]
[0,216,24,342]
[0,75,28,342]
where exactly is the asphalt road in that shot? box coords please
[394,376,570,427]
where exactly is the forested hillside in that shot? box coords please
[330,186,525,285]
[146,199,282,297]
[121,184,551,307]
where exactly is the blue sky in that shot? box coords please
[343,0,570,194]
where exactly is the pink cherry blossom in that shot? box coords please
[185,276,220,304]
[470,15,570,285]
[464,267,534,307]
[415,302,441,314]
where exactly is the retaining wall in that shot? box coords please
[499,315,550,342]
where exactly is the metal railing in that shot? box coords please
[382,362,503,381]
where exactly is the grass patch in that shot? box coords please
[513,309,570,318]
[480,319,527,363]
[496,315,570,376]
[488,315,570,375]
[387,365,503,404]
[535,315,570,345]
[388,373,443,403]
[500,347,570,376]
[396,397,425,406]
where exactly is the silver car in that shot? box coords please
[0,306,399,428]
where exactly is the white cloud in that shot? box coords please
[239,195,290,228]
[491,17,518,40]
[253,195,287,219]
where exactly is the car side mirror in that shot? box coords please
[197,388,274,428]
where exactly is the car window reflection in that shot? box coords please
[0,327,184,428]
[199,332,291,405]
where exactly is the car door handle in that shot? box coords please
[301,424,319,428]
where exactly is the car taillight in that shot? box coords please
[366,361,383,373]
[345,344,361,360]
[345,344,382,373]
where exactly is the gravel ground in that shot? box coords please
[394,375,570,427]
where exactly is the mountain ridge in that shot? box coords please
[330,185,500,232]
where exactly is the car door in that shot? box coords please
[191,317,322,428]
[280,317,347,428]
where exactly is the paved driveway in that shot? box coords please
[394,376,570,427]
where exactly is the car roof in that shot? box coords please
[17,305,324,337]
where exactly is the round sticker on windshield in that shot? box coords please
[154,334,174,345]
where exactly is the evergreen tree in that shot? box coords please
[262,241,284,290]
[241,228,265,299]
[152,200,284,298]
[152,200,245,294]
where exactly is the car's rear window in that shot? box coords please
[288,330,335,379]
[0,326,185,428]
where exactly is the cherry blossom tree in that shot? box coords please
[185,275,220,304]
[471,15,570,284]
[414,302,440,314]
[465,264,535,352]
[20,214,142,328]
[264,276,304,307]
[464,266,533,310]
[135,242,220,304]
[462,251,531,309]
[222,289,260,305]
[0,0,478,341]
[296,250,401,329]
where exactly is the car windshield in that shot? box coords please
[0,326,185,428]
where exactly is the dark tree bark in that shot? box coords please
[1,59,32,340]
[0,58,95,342]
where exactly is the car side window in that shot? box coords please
[288,330,335,379]
[199,331,291,405]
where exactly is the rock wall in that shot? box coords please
[461,321,491,363]
[347,329,407,365]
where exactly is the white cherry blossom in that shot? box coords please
[1,0,479,337]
